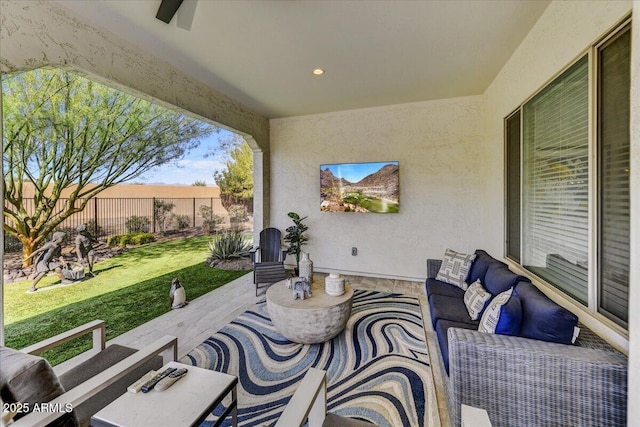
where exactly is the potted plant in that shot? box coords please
[284,211,309,275]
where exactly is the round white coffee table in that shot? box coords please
[266,277,354,344]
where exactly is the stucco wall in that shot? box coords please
[270,96,484,280]
[483,1,633,350]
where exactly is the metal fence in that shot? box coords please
[3,197,237,253]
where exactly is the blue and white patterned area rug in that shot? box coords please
[180,290,432,427]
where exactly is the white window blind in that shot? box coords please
[522,56,589,304]
[598,26,630,326]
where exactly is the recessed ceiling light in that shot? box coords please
[312,69,325,76]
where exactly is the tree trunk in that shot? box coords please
[20,236,37,267]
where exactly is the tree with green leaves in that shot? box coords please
[2,68,214,264]
[213,139,254,214]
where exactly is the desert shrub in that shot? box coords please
[228,204,249,224]
[198,205,213,218]
[202,215,224,234]
[208,231,251,260]
[154,199,175,233]
[130,233,156,245]
[125,215,150,234]
[172,214,191,230]
[108,232,155,246]
[199,205,224,234]
[107,234,127,247]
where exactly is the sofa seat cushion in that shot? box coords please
[425,278,465,299]
[484,263,530,295]
[58,344,163,425]
[467,250,507,284]
[515,281,579,345]
[58,344,136,391]
[435,320,477,375]
[429,294,478,329]
[0,347,79,426]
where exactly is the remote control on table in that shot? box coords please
[155,368,188,391]
[140,367,177,393]
[127,370,158,393]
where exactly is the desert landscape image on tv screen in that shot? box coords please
[320,161,399,213]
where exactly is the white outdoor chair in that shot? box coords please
[275,368,376,427]
[1,320,177,427]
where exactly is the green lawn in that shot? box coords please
[4,236,249,365]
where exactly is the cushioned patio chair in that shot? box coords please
[275,368,376,427]
[250,227,288,296]
[0,320,177,427]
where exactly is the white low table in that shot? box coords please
[266,277,354,344]
[91,361,238,427]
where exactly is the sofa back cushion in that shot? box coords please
[515,281,579,345]
[484,264,530,295]
[467,250,507,284]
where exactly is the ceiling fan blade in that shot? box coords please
[156,0,184,24]
[177,0,198,31]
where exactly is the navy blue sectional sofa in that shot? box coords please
[426,249,628,427]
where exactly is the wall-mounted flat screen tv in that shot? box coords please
[320,161,399,213]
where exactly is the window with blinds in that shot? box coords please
[522,56,589,304]
[598,25,630,326]
[505,20,631,328]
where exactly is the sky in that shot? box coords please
[134,129,235,186]
[321,161,398,183]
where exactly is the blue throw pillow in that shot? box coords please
[478,288,522,336]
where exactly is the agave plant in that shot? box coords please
[208,231,252,260]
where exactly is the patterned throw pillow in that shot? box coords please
[436,249,476,290]
[479,288,522,335]
[463,280,492,320]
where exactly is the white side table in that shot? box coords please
[91,361,238,427]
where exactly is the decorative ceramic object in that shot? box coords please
[325,273,345,296]
[293,278,312,300]
[299,251,313,280]
[169,277,187,309]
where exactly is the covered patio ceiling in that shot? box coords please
[56,0,549,119]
